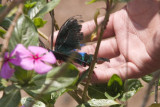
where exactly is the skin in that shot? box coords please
[52,0,160,83]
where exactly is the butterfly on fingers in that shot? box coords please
[44,16,110,66]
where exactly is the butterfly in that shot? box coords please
[48,16,110,66]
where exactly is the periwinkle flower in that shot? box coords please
[14,44,56,74]
[1,52,20,79]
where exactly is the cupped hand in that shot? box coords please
[79,0,160,83]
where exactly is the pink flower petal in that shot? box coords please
[9,57,21,66]
[1,62,14,79]
[11,44,31,58]
[41,52,56,64]
[20,57,34,70]
[28,46,48,55]
[34,60,52,74]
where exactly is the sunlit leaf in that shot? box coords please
[107,74,123,97]
[120,79,143,101]
[33,17,47,28]
[0,78,8,91]
[78,99,119,107]
[28,0,46,19]
[21,97,45,107]
[9,14,39,52]
[85,0,105,4]
[0,28,6,38]
[34,0,60,18]
[24,1,37,14]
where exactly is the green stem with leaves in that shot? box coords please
[82,0,112,102]
[0,2,25,74]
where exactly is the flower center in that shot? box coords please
[4,57,10,62]
[32,54,40,60]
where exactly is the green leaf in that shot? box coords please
[78,99,119,107]
[28,0,46,19]
[88,84,107,99]
[25,1,37,9]
[76,69,89,85]
[0,28,6,38]
[34,0,60,18]
[21,97,45,107]
[24,63,79,104]
[105,92,120,100]
[108,74,123,87]
[120,79,143,101]
[33,17,47,28]
[0,85,21,107]
[14,67,35,86]
[88,99,119,106]
[0,17,12,30]
[107,74,123,96]
[141,74,153,83]
[50,88,68,104]
[24,1,37,14]
[149,103,160,107]
[31,63,79,92]
[85,0,104,4]
[9,14,39,52]
[85,0,130,5]
[0,5,6,13]
[0,78,8,91]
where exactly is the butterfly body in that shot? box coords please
[50,16,109,66]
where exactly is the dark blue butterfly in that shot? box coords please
[51,16,109,66]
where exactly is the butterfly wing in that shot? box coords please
[55,16,83,53]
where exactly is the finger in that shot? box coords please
[81,15,115,38]
[80,37,120,59]
[91,62,141,83]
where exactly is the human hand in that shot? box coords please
[79,0,160,83]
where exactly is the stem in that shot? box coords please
[82,0,111,102]
[155,78,159,103]
[68,91,83,104]
[141,70,160,107]
[0,0,24,23]
[0,3,24,74]
[38,30,48,41]
[50,9,54,50]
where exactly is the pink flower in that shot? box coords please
[1,52,20,79]
[14,44,56,74]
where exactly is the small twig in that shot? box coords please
[68,91,83,104]
[82,0,111,101]
[50,9,54,50]
[141,70,160,107]
[38,30,48,41]
[0,0,24,23]
[0,3,24,72]
[155,78,159,103]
